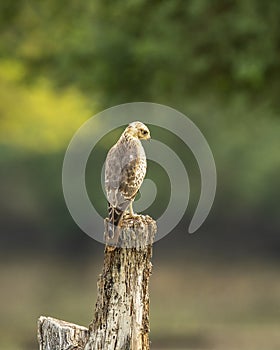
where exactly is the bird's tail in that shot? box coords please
[107,202,124,244]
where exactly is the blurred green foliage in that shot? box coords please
[0,2,280,349]
[0,60,91,152]
[0,0,279,253]
[1,0,280,106]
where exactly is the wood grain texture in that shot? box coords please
[85,215,156,350]
[38,316,89,350]
[37,215,156,350]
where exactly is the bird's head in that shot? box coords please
[126,121,151,140]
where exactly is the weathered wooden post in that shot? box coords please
[37,214,156,350]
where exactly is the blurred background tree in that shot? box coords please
[0,1,280,349]
[1,0,279,255]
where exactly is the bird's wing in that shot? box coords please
[105,139,146,210]
[119,157,146,201]
[105,144,126,210]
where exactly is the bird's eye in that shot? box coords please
[142,130,148,135]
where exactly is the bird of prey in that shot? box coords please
[105,121,151,242]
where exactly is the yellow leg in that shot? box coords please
[129,202,135,216]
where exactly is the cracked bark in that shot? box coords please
[37,316,89,350]
[37,215,156,350]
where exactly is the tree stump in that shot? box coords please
[38,316,89,350]
[37,215,156,350]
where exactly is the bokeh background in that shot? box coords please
[1,1,280,349]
